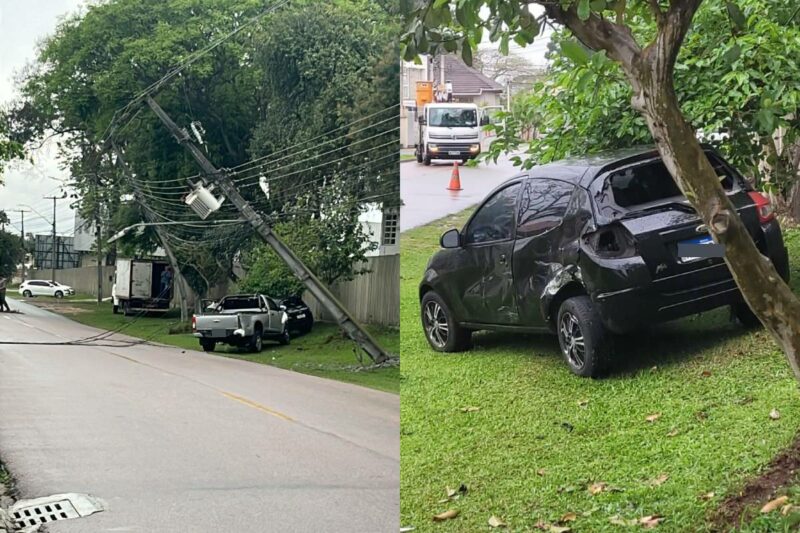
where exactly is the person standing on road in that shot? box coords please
[0,276,11,312]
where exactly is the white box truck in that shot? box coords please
[414,102,487,165]
[112,258,172,315]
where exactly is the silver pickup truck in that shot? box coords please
[192,294,289,352]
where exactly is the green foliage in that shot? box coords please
[0,230,24,279]
[239,179,378,298]
[0,112,24,183]
[476,0,800,198]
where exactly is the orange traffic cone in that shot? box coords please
[447,161,462,191]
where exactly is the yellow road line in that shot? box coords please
[220,391,294,422]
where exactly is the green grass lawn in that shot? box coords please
[20,299,399,394]
[400,210,800,532]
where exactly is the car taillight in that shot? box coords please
[584,224,638,259]
[748,191,775,224]
[191,315,197,332]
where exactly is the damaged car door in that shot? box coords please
[460,181,522,325]
[512,178,579,327]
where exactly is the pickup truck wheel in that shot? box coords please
[279,327,291,345]
[421,291,471,352]
[557,296,610,378]
[200,340,216,352]
[249,325,263,353]
[733,301,762,328]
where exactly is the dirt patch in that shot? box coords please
[711,433,800,530]
[24,301,89,315]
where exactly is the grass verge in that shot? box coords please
[400,209,800,532]
[17,298,399,394]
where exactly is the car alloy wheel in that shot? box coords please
[423,300,449,349]
[559,311,586,369]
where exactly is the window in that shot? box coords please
[516,179,574,238]
[382,210,399,245]
[607,151,734,208]
[265,297,279,311]
[465,183,521,244]
[428,107,477,128]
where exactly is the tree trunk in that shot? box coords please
[623,46,800,381]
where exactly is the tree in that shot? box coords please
[0,230,24,279]
[0,112,24,183]
[473,47,542,82]
[403,0,800,379]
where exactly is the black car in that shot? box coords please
[280,296,314,334]
[419,146,790,377]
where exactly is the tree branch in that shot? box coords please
[648,0,666,26]
[540,3,642,68]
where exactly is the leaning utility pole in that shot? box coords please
[112,145,190,322]
[145,95,391,364]
[15,209,29,281]
[43,193,66,282]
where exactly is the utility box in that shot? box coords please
[415,81,433,110]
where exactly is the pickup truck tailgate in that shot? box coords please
[194,314,240,337]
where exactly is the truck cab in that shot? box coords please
[415,103,486,165]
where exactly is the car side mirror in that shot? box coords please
[440,228,461,249]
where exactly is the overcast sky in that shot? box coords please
[0,0,85,237]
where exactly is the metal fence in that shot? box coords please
[303,254,400,327]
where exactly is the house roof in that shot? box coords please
[436,54,504,96]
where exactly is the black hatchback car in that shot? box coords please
[419,146,790,377]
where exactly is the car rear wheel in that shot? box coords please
[22,290,32,298]
[421,291,471,352]
[557,296,610,378]
[200,339,216,352]
[250,325,263,353]
[733,301,762,328]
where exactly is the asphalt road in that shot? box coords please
[0,299,399,532]
[400,153,521,231]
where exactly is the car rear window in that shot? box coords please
[220,297,260,310]
[607,152,735,208]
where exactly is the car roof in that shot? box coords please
[524,145,664,187]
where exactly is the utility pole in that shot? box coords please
[144,94,391,364]
[96,215,103,304]
[14,209,29,282]
[43,193,66,282]
[112,146,190,322]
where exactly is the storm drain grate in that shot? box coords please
[10,493,104,530]
[12,499,79,528]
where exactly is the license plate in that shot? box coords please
[678,235,713,263]
[448,151,460,155]
[296,313,306,319]
[211,329,226,337]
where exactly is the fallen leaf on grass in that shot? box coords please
[695,411,709,421]
[549,526,572,533]
[537,468,547,476]
[588,482,607,495]
[488,515,507,528]
[782,504,795,516]
[645,413,661,423]
[558,485,577,494]
[577,399,589,407]
[442,484,468,500]
[666,428,680,437]
[648,474,669,487]
[698,492,715,501]
[460,406,480,413]
[559,512,577,522]
[761,495,789,513]
[432,509,460,522]
[640,515,664,528]
[701,370,712,377]
[770,409,781,420]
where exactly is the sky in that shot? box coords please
[0,0,85,238]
